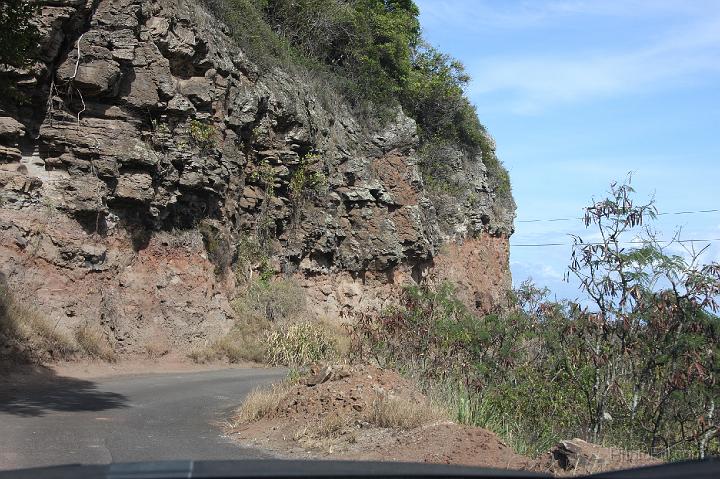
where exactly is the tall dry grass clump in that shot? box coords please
[231,382,293,424]
[365,393,448,430]
[74,324,117,362]
[0,282,76,361]
[190,276,349,366]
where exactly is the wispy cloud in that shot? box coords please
[468,24,720,113]
[418,1,720,114]
[418,1,720,298]
[419,0,719,31]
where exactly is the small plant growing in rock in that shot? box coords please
[466,192,480,208]
[198,221,233,275]
[289,153,328,203]
[249,158,276,196]
[189,119,217,149]
[149,118,172,149]
[151,118,171,135]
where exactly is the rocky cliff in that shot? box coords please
[0,0,514,354]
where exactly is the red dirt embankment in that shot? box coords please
[227,365,660,474]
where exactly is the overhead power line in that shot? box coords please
[511,238,720,248]
[516,208,720,224]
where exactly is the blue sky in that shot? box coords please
[416,0,720,300]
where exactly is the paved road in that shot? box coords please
[0,367,287,471]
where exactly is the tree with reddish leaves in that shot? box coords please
[567,177,720,456]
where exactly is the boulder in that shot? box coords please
[548,438,660,473]
[115,173,154,202]
[0,117,26,140]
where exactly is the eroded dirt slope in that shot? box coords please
[228,365,662,474]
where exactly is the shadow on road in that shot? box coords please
[0,364,128,417]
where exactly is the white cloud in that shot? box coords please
[468,28,720,113]
[511,260,565,282]
[418,0,719,31]
[417,1,720,113]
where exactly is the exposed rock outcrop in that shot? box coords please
[544,438,661,475]
[0,0,515,354]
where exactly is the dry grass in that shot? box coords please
[233,278,306,323]
[25,314,76,360]
[1,283,76,361]
[231,382,293,424]
[144,339,170,359]
[218,276,351,368]
[200,335,250,363]
[303,413,349,439]
[187,348,212,363]
[74,324,116,362]
[189,312,350,367]
[188,315,270,364]
[264,321,337,367]
[365,394,449,430]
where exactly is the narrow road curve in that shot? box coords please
[0,368,286,471]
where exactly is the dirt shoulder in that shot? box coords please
[227,364,533,470]
[226,364,661,475]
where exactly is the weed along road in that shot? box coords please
[0,368,287,470]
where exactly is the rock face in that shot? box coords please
[545,438,661,474]
[0,0,515,353]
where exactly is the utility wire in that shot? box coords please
[512,238,720,247]
[517,208,720,224]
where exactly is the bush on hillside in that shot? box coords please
[0,0,39,68]
[353,180,720,459]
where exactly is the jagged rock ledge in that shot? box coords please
[0,0,514,353]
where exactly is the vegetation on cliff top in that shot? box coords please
[202,0,511,196]
[0,0,38,69]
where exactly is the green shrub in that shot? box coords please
[0,0,39,68]
[189,119,217,149]
[198,221,233,275]
[353,181,720,460]
[402,44,480,146]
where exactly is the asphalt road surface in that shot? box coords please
[0,367,287,471]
